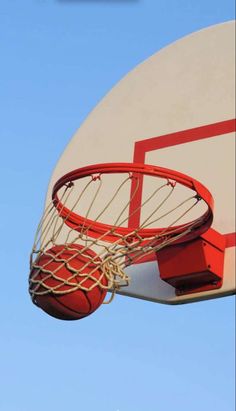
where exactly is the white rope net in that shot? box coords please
[29,170,207,303]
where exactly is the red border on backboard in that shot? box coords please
[128,119,236,256]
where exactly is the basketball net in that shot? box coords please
[29,164,212,303]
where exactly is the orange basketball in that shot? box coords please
[29,244,107,320]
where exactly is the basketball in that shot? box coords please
[29,244,107,320]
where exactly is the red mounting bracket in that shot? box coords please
[157,229,226,296]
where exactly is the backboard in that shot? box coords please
[44,21,235,304]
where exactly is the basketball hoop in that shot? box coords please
[29,162,214,310]
[52,163,213,243]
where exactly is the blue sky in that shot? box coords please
[0,1,235,410]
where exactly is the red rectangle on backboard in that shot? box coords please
[128,119,236,260]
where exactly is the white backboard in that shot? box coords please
[45,21,235,304]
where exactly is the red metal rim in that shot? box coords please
[52,163,214,244]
